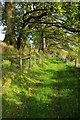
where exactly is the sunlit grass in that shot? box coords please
[2,57,79,118]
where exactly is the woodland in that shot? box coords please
[0,1,80,119]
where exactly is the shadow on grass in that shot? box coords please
[2,90,54,118]
[2,59,80,119]
[52,66,79,119]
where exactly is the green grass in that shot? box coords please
[2,58,79,118]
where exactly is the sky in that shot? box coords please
[0,26,5,41]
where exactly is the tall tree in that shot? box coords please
[4,1,16,47]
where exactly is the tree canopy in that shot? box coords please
[1,2,79,67]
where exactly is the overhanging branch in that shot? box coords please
[23,8,47,20]
[26,21,80,33]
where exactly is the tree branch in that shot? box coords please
[25,21,80,33]
[23,12,47,28]
[23,8,47,22]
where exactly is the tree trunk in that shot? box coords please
[28,45,32,69]
[4,1,16,47]
[43,37,46,52]
[39,32,46,52]
[74,58,77,67]
[41,32,44,51]
[0,2,2,21]
[19,48,23,70]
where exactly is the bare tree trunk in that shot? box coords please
[39,32,46,52]
[41,32,44,51]
[19,48,22,70]
[33,49,36,64]
[43,37,46,52]
[28,45,32,69]
[74,58,77,67]
[4,1,16,47]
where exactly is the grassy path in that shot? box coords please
[2,58,79,118]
